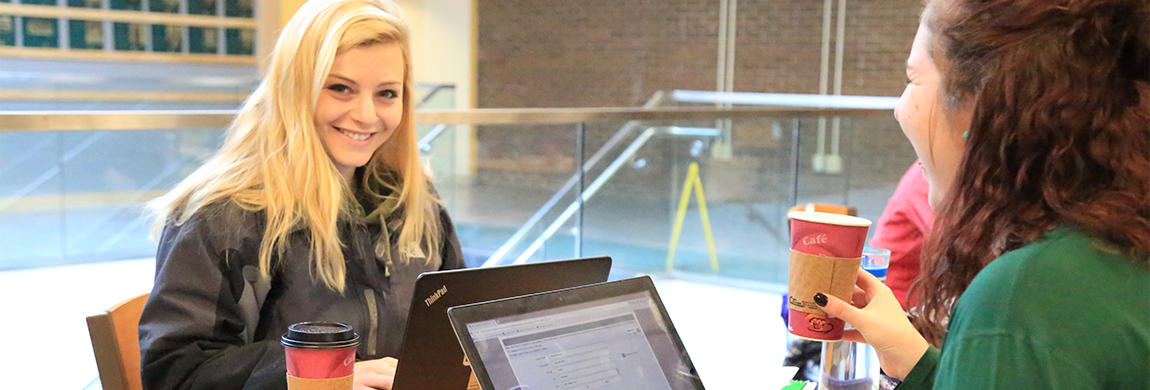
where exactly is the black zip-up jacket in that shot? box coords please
[138,199,465,390]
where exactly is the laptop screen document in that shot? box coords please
[450,277,705,390]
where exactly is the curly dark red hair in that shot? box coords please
[911,0,1150,346]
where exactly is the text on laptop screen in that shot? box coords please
[463,291,697,390]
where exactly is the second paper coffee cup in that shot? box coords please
[282,321,359,388]
[787,211,871,341]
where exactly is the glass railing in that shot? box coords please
[0,95,915,289]
[0,83,456,271]
[0,92,914,390]
[414,84,458,201]
[413,95,913,286]
[0,115,227,269]
[0,57,259,110]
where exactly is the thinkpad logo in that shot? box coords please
[424,285,447,307]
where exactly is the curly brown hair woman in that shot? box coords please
[814,0,1148,388]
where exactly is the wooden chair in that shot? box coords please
[87,293,149,390]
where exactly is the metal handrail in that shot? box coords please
[0,95,897,274]
[416,84,455,108]
[0,110,237,132]
[472,92,900,266]
[482,91,667,266]
[415,106,889,125]
[670,90,899,109]
[404,84,457,152]
[506,126,722,266]
[0,106,891,132]
[417,123,450,152]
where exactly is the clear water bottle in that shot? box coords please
[819,247,890,390]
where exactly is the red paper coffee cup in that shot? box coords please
[787,211,871,341]
[281,322,359,379]
[789,211,870,258]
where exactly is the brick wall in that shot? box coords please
[841,1,923,96]
[477,0,719,108]
[733,0,826,94]
[474,0,922,195]
[478,0,920,106]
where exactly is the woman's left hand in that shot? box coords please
[817,268,929,380]
[353,357,398,390]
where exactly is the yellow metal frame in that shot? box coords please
[666,162,720,272]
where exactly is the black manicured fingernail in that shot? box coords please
[814,293,828,307]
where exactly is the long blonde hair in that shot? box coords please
[149,0,440,293]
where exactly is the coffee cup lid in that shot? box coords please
[281,322,360,349]
[787,211,872,227]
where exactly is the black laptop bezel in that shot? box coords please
[391,256,612,390]
[447,275,705,390]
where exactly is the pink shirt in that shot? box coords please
[869,163,935,309]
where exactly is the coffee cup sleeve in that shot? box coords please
[788,250,860,316]
[286,374,354,390]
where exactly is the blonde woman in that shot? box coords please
[137,0,464,389]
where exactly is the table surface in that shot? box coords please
[697,365,799,390]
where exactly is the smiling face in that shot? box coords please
[895,21,971,209]
[314,41,406,183]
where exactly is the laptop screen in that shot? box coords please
[458,287,701,390]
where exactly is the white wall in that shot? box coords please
[401,0,474,108]
[397,0,476,176]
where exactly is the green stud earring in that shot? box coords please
[962,131,969,140]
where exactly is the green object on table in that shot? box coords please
[781,380,814,390]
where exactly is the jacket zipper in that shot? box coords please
[363,289,378,356]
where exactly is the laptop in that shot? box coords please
[392,256,613,390]
[447,276,706,390]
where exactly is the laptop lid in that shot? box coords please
[392,256,612,390]
[447,276,706,390]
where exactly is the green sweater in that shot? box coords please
[897,226,1149,390]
